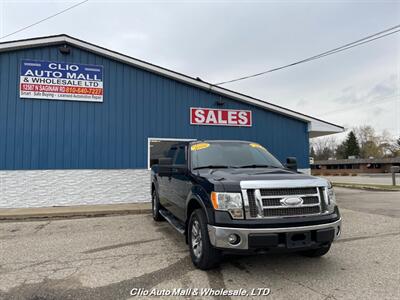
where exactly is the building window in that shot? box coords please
[148,138,195,169]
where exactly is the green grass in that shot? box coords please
[333,182,400,191]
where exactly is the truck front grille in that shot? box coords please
[246,190,258,218]
[260,187,317,197]
[263,206,320,217]
[244,186,325,218]
[261,196,319,207]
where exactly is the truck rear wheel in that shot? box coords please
[188,209,221,270]
[152,189,164,222]
[300,244,331,257]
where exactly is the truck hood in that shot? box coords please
[197,167,325,190]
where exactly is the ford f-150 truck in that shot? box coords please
[151,140,341,270]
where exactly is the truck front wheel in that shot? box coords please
[152,189,164,222]
[188,209,221,270]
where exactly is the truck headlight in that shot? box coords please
[328,187,336,204]
[327,187,336,213]
[211,192,244,219]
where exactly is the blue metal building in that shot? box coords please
[0,35,342,208]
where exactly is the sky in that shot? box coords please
[0,0,399,140]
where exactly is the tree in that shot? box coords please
[310,136,337,160]
[381,137,400,157]
[310,146,316,158]
[346,131,360,157]
[319,147,334,160]
[397,138,400,157]
[311,127,399,160]
[353,126,384,158]
[354,126,375,148]
[362,140,383,158]
[336,131,360,159]
[335,143,346,159]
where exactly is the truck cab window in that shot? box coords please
[174,146,187,165]
[166,146,177,160]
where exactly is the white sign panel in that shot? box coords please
[20,59,104,102]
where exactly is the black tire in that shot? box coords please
[188,209,221,270]
[300,244,331,257]
[152,189,164,222]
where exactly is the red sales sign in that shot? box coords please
[190,107,252,127]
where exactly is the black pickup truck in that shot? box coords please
[151,140,341,270]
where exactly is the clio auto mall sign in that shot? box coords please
[190,107,252,127]
[20,59,103,102]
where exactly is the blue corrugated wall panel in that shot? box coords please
[0,45,310,170]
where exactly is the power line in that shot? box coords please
[0,0,89,40]
[215,25,400,86]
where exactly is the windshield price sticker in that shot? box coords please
[191,143,210,151]
[249,143,267,151]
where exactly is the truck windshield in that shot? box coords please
[191,142,283,170]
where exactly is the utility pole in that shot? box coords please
[390,166,399,186]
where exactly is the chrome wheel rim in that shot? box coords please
[191,220,202,259]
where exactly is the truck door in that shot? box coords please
[170,144,191,221]
[157,146,176,210]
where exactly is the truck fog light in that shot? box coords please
[228,234,240,245]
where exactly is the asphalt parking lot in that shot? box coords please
[0,187,399,300]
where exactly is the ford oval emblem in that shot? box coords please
[281,197,303,206]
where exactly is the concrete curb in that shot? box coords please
[0,202,152,221]
[333,183,400,192]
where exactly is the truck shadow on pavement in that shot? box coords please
[2,253,328,300]
[0,252,336,300]
[0,216,339,300]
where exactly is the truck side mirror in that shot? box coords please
[158,157,172,176]
[286,157,298,171]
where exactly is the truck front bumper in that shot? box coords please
[207,218,341,250]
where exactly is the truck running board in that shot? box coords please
[159,209,185,235]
